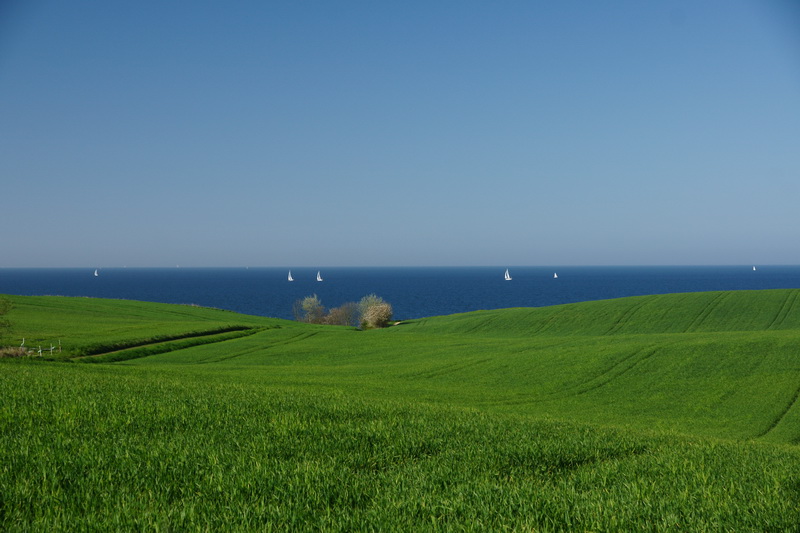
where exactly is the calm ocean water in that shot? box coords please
[1,266,800,321]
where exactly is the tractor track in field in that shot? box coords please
[604,298,650,336]
[756,381,800,439]
[767,289,800,330]
[519,341,679,402]
[197,331,320,363]
[571,345,664,396]
[406,357,494,379]
[74,326,258,360]
[683,292,729,333]
[565,339,682,398]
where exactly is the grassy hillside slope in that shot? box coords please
[113,289,800,443]
[0,294,291,360]
[3,361,799,531]
[3,290,800,529]
[4,290,800,442]
[403,289,800,336]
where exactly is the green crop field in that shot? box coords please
[2,290,800,530]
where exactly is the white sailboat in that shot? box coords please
[504,268,512,281]
[288,270,294,282]
[94,269,99,277]
[753,266,757,271]
[554,272,558,279]
[317,271,323,282]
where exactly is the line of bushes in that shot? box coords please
[293,294,393,329]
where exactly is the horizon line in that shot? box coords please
[0,264,792,270]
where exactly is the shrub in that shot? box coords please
[325,302,359,327]
[358,294,384,318]
[362,302,393,329]
[293,295,325,324]
[291,294,393,328]
[0,347,28,358]
[358,294,393,328]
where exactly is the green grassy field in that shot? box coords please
[2,290,800,530]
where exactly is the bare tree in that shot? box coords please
[293,294,325,324]
[325,302,359,327]
[291,293,393,328]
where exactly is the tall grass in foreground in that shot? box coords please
[2,362,800,531]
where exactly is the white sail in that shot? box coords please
[554,272,558,279]
[753,266,757,271]
[288,270,294,282]
[94,269,98,277]
[317,271,323,282]
[504,268,512,281]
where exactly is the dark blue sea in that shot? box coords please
[1,266,799,321]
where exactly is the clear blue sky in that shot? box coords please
[2,1,799,267]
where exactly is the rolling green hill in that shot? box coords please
[2,290,800,530]
[100,289,800,442]
[403,288,800,336]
